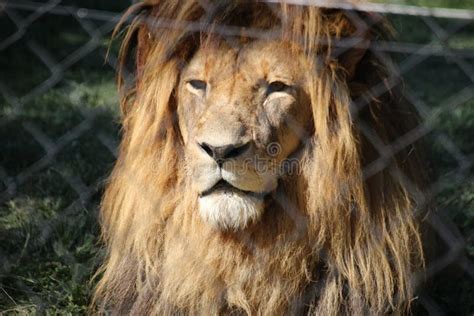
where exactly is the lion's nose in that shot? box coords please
[199,142,250,164]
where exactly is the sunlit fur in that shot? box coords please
[93,1,426,314]
[199,191,265,231]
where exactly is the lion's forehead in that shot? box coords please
[183,40,303,91]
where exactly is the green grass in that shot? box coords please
[375,0,474,9]
[0,70,120,313]
[0,0,473,314]
[0,2,125,312]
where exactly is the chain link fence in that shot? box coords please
[0,0,473,314]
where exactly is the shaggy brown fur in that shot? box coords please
[93,1,426,314]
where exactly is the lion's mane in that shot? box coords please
[93,1,426,314]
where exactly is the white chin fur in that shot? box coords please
[198,192,264,231]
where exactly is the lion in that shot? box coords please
[93,1,427,314]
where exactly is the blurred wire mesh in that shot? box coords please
[0,0,473,314]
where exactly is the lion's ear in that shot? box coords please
[337,37,370,81]
[113,2,156,116]
[115,3,159,88]
[335,12,384,81]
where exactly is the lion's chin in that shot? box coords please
[198,191,265,231]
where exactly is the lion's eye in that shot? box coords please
[267,81,289,94]
[186,79,207,93]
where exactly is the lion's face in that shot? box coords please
[97,4,425,314]
[177,41,312,230]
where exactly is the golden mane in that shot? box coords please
[93,1,426,314]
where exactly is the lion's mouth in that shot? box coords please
[200,180,266,199]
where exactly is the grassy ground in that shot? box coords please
[374,0,473,9]
[0,1,473,314]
